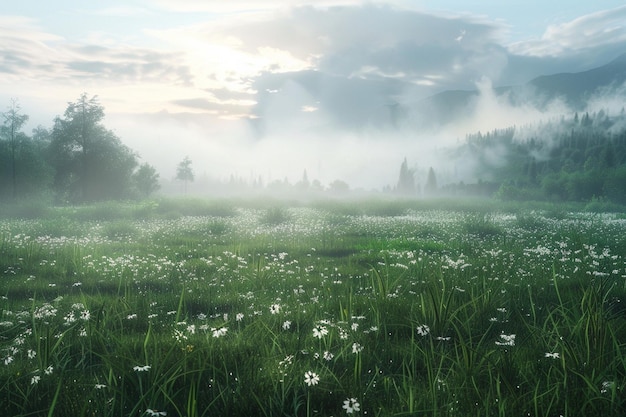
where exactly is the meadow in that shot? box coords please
[1,197,625,416]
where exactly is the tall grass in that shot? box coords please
[0,199,625,416]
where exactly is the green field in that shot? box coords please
[1,198,625,416]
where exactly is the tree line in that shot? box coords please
[448,110,626,204]
[0,94,160,203]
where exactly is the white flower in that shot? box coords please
[282,320,292,330]
[352,342,363,354]
[417,324,430,337]
[44,365,53,375]
[351,322,359,331]
[133,365,151,372]
[342,398,361,414]
[212,327,228,338]
[80,310,90,321]
[27,349,36,359]
[145,409,167,416]
[601,381,615,394]
[95,384,107,389]
[313,325,328,339]
[270,304,281,315]
[495,334,516,346]
[544,352,560,359]
[323,351,334,361]
[236,313,244,322]
[31,375,41,385]
[304,371,320,386]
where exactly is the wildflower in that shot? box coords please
[279,355,294,368]
[352,342,363,354]
[79,327,87,337]
[544,352,560,359]
[145,409,167,416]
[351,322,359,331]
[31,375,41,385]
[270,304,281,315]
[323,351,334,361]
[44,365,53,375]
[212,327,228,338]
[416,324,430,337]
[282,320,292,330]
[127,314,137,320]
[304,371,320,386]
[495,334,516,346]
[27,349,36,359]
[4,355,14,365]
[313,325,328,339]
[173,328,188,342]
[133,365,151,372]
[236,313,244,322]
[64,312,76,325]
[95,384,107,389]
[80,310,90,321]
[342,398,361,414]
[601,381,615,394]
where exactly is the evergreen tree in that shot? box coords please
[396,157,415,194]
[424,167,437,195]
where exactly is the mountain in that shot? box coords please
[415,53,626,126]
[528,52,626,108]
[248,53,626,135]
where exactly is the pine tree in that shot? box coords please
[424,167,437,195]
[397,158,415,194]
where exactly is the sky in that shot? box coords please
[2,0,626,190]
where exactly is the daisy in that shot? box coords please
[342,398,360,414]
[304,371,319,386]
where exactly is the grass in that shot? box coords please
[0,198,625,416]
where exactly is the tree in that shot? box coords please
[424,167,437,195]
[1,99,29,199]
[133,163,160,198]
[50,93,137,202]
[328,179,349,194]
[176,156,194,194]
[396,157,415,194]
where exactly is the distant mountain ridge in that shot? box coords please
[415,53,626,127]
[249,53,626,135]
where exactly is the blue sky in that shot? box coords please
[2,1,626,188]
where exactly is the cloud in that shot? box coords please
[0,16,192,86]
[148,0,367,13]
[509,5,626,58]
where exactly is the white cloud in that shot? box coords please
[148,0,367,13]
[509,5,626,57]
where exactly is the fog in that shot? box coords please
[104,74,622,196]
[5,3,626,198]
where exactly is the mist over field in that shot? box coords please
[2,1,626,202]
[3,4,626,416]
